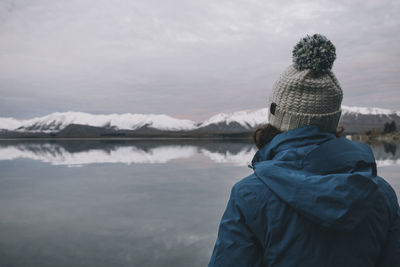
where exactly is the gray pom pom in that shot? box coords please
[292,34,336,74]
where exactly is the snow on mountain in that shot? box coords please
[0,117,23,131]
[199,108,269,129]
[198,105,400,129]
[0,105,399,133]
[341,105,398,116]
[0,112,198,132]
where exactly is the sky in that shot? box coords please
[0,0,399,120]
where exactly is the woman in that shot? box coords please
[208,34,400,267]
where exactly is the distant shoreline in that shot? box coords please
[348,132,399,144]
[0,137,253,141]
[1,132,399,144]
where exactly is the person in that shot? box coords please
[208,34,400,267]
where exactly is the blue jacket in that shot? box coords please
[209,125,400,267]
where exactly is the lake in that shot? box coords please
[0,140,399,267]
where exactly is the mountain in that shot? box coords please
[0,112,198,132]
[0,105,399,138]
[340,106,400,133]
[195,109,268,133]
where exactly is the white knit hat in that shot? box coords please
[268,34,343,133]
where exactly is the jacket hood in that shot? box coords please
[252,125,378,232]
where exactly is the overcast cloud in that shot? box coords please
[0,0,399,120]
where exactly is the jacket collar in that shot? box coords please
[251,125,336,166]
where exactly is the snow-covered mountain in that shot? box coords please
[0,112,198,132]
[342,106,400,116]
[0,105,399,135]
[200,109,268,128]
[340,105,400,132]
[0,109,269,133]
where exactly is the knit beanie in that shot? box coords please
[268,34,343,133]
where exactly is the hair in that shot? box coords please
[253,124,345,149]
[253,124,282,149]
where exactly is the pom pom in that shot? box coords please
[292,34,336,74]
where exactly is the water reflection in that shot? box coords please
[0,140,398,267]
[0,140,398,167]
[0,141,254,267]
[383,142,397,156]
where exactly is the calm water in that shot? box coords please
[0,140,399,267]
